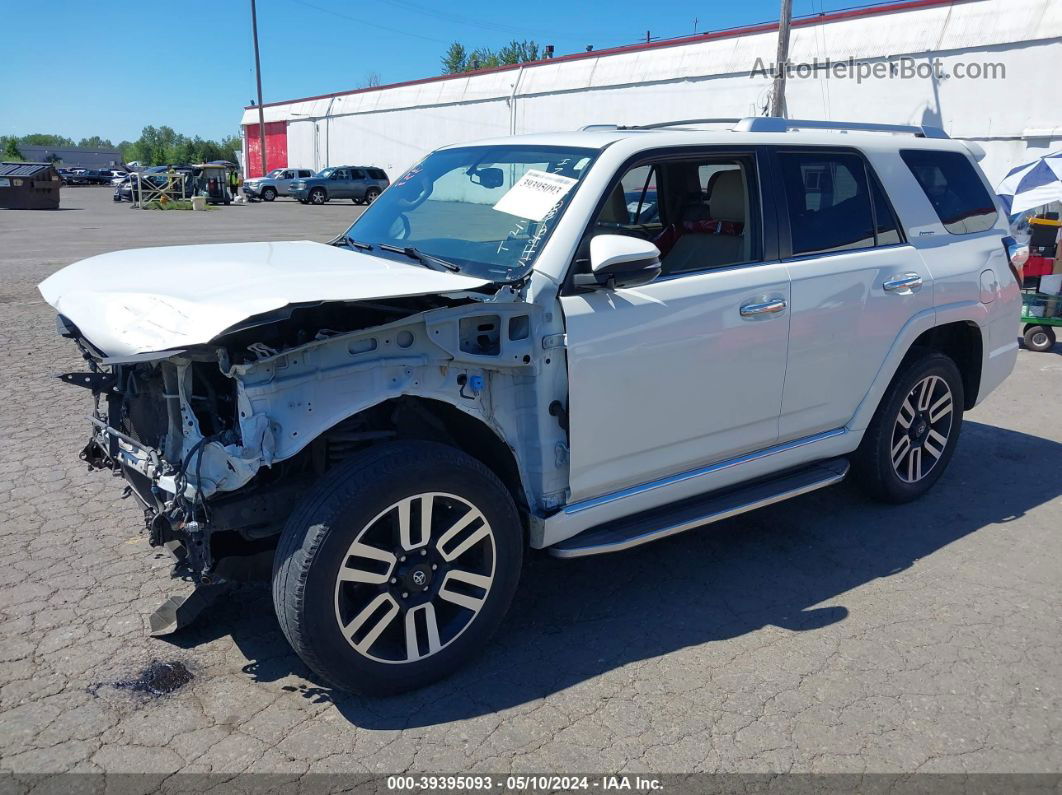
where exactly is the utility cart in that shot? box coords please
[1022,290,1062,352]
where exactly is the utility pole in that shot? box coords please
[250,0,267,177]
[770,0,793,117]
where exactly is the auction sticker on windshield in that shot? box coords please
[493,169,578,221]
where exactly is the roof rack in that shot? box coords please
[733,117,950,138]
[579,117,949,138]
[637,118,742,130]
[580,118,740,132]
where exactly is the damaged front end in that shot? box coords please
[54,286,569,635]
[61,313,288,633]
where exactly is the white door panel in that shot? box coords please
[561,263,791,501]
[780,245,933,439]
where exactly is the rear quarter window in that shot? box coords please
[900,149,997,234]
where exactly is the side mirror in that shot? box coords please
[574,234,662,290]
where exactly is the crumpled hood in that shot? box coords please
[38,240,490,356]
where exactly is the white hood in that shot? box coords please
[38,241,491,356]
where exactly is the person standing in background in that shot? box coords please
[229,168,241,201]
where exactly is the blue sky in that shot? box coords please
[1,0,863,143]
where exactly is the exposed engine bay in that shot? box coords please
[57,288,570,633]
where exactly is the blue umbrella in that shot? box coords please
[995,150,1062,216]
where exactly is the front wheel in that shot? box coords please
[309,187,327,205]
[261,187,277,202]
[853,351,964,503]
[1024,324,1056,352]
[272,442,523,694]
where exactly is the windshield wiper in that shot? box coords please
[377,243,460,272]
[328,233,372,249]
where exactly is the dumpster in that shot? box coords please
[0,162,61,209]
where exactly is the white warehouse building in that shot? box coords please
[240,0,1061,187]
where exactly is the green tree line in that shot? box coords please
[1,128,241,166]
[441,40,540,74]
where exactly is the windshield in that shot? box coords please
[265,169,283,179]
[317,168,335,179]
[345,144,599,281]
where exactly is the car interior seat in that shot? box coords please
[661,169,748,274]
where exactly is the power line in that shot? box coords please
[289,0,451,44]
[374,0,595,41]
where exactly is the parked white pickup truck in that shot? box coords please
[40,118,1021,694]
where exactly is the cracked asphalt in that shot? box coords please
[1,188,1060,776]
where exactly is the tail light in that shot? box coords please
[1002,236,1028,285]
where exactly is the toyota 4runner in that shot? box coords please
[40,117,1021,694]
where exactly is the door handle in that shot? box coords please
[739,298,787,318]
[883,273,923,293]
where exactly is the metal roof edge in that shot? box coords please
[243,0,970,114]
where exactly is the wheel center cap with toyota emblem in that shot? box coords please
[399,563,434,593]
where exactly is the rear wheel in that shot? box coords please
[853,351,964,503]
[310,187,327,205]
[261,186,277,202]
[364,187,381,204]
[272,441,523,694]
[1023,324,1056,352]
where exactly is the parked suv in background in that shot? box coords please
[290,165,389,205]
[243,167,315,201]
[40,118,1020,695]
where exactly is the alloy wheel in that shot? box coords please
[890,375,953,483]
[333,492,496,664]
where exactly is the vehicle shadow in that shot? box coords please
[165,421,1062,728]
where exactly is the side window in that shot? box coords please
[621,165,657,225]
[350,169,367,180]
[779,151,878,256]
[299,170,313,178]
[585,154,760,277]
[332,169,348,180]
[368,168,387,180]
[900,149,997,234]
[281,170,293,179]
[869,172,902,246]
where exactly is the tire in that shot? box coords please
[261,187,277,202]
[352,197,363,205]
[309,187,327,205]
[1023,324,1056,352]
[364,187,381,204]
[272,441,523,695]
[853,350,964,504]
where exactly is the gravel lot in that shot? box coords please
[1,188,1060,777]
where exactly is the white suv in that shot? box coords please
[40,118,1021,694]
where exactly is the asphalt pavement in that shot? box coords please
[1,187,1060,778]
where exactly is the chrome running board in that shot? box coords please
[548,458,849,559]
